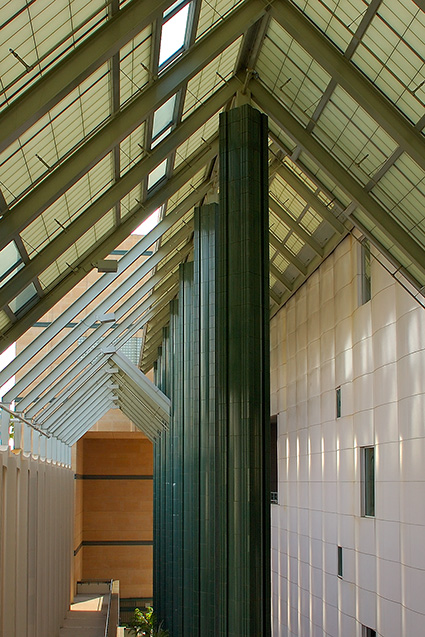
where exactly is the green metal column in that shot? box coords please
[217,103,271,637]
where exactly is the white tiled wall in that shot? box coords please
[271,235,425,636]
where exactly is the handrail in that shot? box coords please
[104,579,113,637]
[0,403,50,438]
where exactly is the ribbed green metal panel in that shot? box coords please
[218,104,271,637]
[194,204,218,635]
[154,106,269,637]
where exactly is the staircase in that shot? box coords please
[59,580,120,637]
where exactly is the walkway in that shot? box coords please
[59,592,108,637]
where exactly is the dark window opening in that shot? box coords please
[271,414,278,504]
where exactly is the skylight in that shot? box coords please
[148,160,168,190]
[159,2,191,67]
[152,94,177,139]
[132,208,161,236]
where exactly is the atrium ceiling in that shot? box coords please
[1,0,425,440]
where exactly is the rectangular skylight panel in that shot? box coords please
[0,241,22,284]
[0,11,36,86]
[0,311,10,332]
[9,282,38,315]
[152,95,177,139]
[148,160,168,190]
[159,2,190,67]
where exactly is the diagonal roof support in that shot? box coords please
[252,80,425,280]
[38,367,114,426]
[0,0,266,250]
[271,0,425,173]
[0,0,176,153]
[0,79,236,306]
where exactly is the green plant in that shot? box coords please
[125,606,169,637]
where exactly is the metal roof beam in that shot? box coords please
[252,80,425,278]
[37,365,115,424]
[110,351,170,419]
[46,380,116,434]
[40,370,114,428]
[62,399,115,445]
[272,0,425,173]
[0,80,235,307]
[0,0,176,153]
[0,0,266,248]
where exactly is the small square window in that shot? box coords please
[336,386,341,419]
[361,446,375,517]
[337,546,343,577]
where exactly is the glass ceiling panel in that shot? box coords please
[290,0,365,53]
[120,26,151,108]
[0,63,110,207]
[174,111,220,170]
[0,311,10,333]
[183,37,242,120]
[159,2,190,67]
[352,3,425,125]
[20,153,113,257]
[120,122,146,178]
[196,0,243,41]
[0,0,108,109]
[256,20,331,128]
[314,91,398,185]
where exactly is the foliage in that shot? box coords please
[125,606,169,637]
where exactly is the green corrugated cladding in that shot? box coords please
[153,105,270,636]
[217,104,270,636]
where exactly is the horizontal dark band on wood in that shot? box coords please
[83,540,153,547]
[74,540,153,555]
[74,474,153,480]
